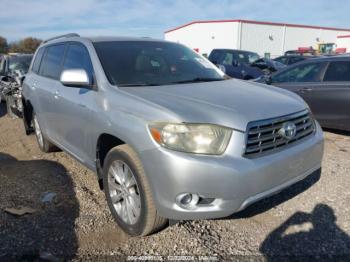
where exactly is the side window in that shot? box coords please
[62,43,94,82]
[272,62,326,83]
[323,61,350,82]
[40,44,66,79]
[31,47,45,74]
[221,52,234,65]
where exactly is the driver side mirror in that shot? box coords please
[60,69,91,88]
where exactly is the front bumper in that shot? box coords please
[139,122,324,220]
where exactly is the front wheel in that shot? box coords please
[103,144,167,236]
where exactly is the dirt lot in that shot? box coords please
[0,103,350,261]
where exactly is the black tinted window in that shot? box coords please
[288,57,304,64]
[40,44,66,79]
[63,44,94,81]
[272,62,326,83]
[324,61,350,82]
[94,41,223,86]
[32,48,45,73]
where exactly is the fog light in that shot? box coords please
[180,194,192,205]
[176,193,199,209]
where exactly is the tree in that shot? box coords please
[0,36,8,54]
[9,37,42,53]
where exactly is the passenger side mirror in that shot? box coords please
[265,75,272,85]
[60,69,90,87]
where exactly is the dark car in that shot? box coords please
[256,56,350,131]
[274,55,314,66]
[250,58,286,73]
[208,49,263,80]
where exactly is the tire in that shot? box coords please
[103,144,167,236]
[32,112,57,153]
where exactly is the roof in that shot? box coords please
[87,36,166,43]
[337,35,350,38]
[165,19,350,34]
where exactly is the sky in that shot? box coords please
[1,0,350,42]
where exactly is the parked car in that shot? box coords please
[274,55,315,66]
[0,54,33,116]
[22,34,324,236]
[208,49,263,79]
[250,58,286,73]
[256,56,350,131]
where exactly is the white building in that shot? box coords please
[336,35,350,53]
[164,19,350,57]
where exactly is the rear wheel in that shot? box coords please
[32,112,57,153]
[103,144,167,236]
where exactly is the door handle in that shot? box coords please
[299,87,312,93]
[54,90,60,99]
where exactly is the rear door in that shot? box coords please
[308,60,350,130]
[35,44,67,139]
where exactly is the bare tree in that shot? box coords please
[0,36,8,54]
[9,37,42,53]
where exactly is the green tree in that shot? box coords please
[9,37,42,53]
[0,36,8,54]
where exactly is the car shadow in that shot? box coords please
[228,169,321,219]
[260,204,350,260]
[0,153,79,260]
[0,102,7,118]
[323,128,350,136]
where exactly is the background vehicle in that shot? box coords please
[250,58,286,74]
[208,49,263,79]
[256,56,350,131]
[23,34,323,237]
[0,54,33,117]
[274,55,315,66]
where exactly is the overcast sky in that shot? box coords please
[1,0,350,42]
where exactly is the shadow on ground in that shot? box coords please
[260,204,350,261]
[230,169,321,219]
[323,127,350,136]
[0,153,79,260]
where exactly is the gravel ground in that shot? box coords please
[0,103,350,261]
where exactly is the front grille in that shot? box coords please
[245,110,315,157]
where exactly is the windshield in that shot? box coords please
[94,41,225,86]
[8,55,33,74]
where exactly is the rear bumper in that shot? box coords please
[139,122,324,220]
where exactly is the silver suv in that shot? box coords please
[22,34,324,236]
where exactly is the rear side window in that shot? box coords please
[272,62,326,83]
[324,61,350,82]
[40,44,66,79]
[32,48,45,73]
[62,43,94,82]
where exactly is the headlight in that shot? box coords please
[149,123,232,155]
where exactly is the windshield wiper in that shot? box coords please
[169,77,225,84]
[118,83,160,87]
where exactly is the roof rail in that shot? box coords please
[42,33,80,44]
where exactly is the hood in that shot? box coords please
[120,79,307,132]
